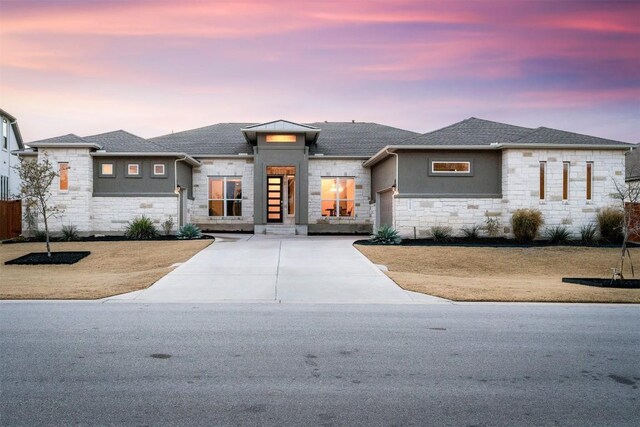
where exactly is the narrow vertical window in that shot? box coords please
[586,162,593,201]
[562,162,570,201]
[539,161,546,200]
[2,119,7,150]
[59,162,69,191]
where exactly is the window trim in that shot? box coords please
[208,176,242,217]
[429,160,473,176]
[562,161,570,201]
[152,163,167,177]
[59,162,69,191]
[126,163,141,178]
[321,177,356,218]
[539,161,546,201]
[99,162,115,178]
[586,162,593,201]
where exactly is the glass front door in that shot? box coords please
[267,176,283,223]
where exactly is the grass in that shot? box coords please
[0,240,212,300]
[355,245,640,303]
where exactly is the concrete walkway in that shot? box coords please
[107,234,448,304]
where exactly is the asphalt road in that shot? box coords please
[1,303,639,426]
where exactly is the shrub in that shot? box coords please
[177,223,202,240]
[60,224,79,241]
[430,225,453,242]
[162,216,175,236]
[369,224,402,245]
[511,209,543,242]
[484,212,501,237]
[597,207,624,243]
[125,215,158,240]
[461,225,480,240]
[34,230,47,242]
[544,225,571,244]
[579,223,598,245]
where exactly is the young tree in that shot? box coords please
[15,154,61,257]
[611,176,640,279]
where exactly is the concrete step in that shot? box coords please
[265,225,297,235]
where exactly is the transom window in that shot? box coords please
[153,164,166,176]
[127,163,140,176]
[266,134,296,143]
[209,177,242,217]
[431,161,470,173]
[101,163,114,176]
[321,178,355,217]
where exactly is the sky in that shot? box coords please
[0,0,639,142]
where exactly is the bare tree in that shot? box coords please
[611,176,640,279]
[15,154,61,257]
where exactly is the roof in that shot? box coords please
[509,126,630,147]
[0,108,25,149]
[84,130,166,152]
[626,147,640,181]
[27,133,96,147]
[150,123,254,155]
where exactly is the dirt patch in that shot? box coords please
[0,240,212,299]
[355,245,640,303]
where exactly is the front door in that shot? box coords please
[267,175,283,223]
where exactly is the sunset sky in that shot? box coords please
[1,0,638,142]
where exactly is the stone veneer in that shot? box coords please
[307,158,373,232]
[190,158,254,230]
[91,196,178,234]
[389,148,626,239]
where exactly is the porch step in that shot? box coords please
[265,225,297,235]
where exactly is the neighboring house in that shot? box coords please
[0,108,24,200]
[16,118,632,238]
[625,145,640,182]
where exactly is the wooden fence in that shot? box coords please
[0,200,22,240]
[627,202,640,243]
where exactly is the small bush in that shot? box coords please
[162,216,175,236]
[34,230,47,242]
[60,224,79,241]
[125,215,158,240]
[485,212,501,237]
[597,207,624,243]
[579,223,598,245]
[544,225,572,244]
[177,223,202,240]
[461,225,480,240]
[430,225,453,242]
[369,224,402,245]
[511,209,543,242]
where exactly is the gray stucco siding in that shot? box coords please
[397,150,502,197]
[93,157,178,196]
[176,161,194,199]
[370,156,396,200]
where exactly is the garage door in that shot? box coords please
[378,190,393,228]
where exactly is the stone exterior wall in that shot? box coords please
[308,158,373,232]
[190,158,254,230]
[33,148,93,233]
[91,196,178,234]
[391,148,626,239]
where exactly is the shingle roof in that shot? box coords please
[84,130,165,152]
[150,123,254,155]
[401,117,534,146]
[626,147,640,181]
[306,122,419,155]
[509,126,629,146]
[28,133,90,145]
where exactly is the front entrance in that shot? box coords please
[267,176,283,223]
[266,166,296,224]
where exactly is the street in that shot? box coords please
[1,302,638,426]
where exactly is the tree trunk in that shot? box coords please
[41,200,52,258]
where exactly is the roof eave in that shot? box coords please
[26,142,102,149]
[363,145,498,168]
[500,143,633,150]
[90,151,201,166]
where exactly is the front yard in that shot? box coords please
[356,245,640,303]
[0,240,212,299]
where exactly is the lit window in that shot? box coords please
[208,177,242,217]
[563,162,570,201]
[266,134,296,143]
[321,178,355,218]
[431,161,470,173]
[153,164,166,176]
[539,161,546,200]
[101,163,114,176]
[59,162,69,190]
[2,119,7,150]
[586,162,593,201]
[127,163,140,176]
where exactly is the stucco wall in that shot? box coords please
[308,158,373,233]
[190,158,254,230]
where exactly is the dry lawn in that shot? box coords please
[356,245,640,303]
[0,240,212,299]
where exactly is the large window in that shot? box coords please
[321,178,355,217]
[539,161,546,200]
[562,162,570,201]
[59,162,69,191]
[209,177,242,217]
[586,162,593,201]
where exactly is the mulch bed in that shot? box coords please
[562,278,640,289]
[2,235,214,244]
[355,237,633,248]
[5,251,91,265]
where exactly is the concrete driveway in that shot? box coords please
[109,235,446,304]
